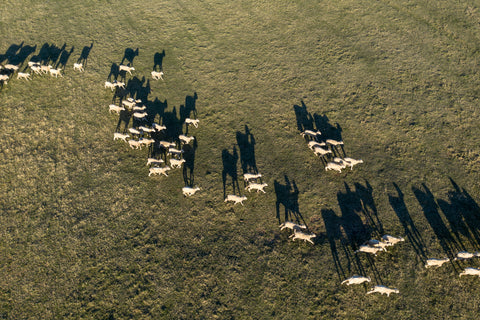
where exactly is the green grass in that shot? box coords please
[1,0,480,318]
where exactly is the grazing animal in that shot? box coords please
[119,65,135,75]
[365,239,391,250]
[289,229,316,244]
[128,140,143,149]
[105,81,115,90]
[170,158,186,168]
[224,195,247,206]
[313,146,332,157]
[30,65,42,74]
[341,276,371,286]
[122,100,136,109]
[168,147,184,156]
[151,70,164,80]
[243,173,262,182]
[140,138,155,147]
[40,65,52,74]
[149,166,171,177]
[49,68,63,77]
[152,123,166,131]
[17,72,31,80]
[133,112,148,120]
[325,161,345,173]
[146,158,164,166]
[366,285,399,297]
[114,81,125,88]
[326,139,344,146]
[425,258,450,268]
[109,104,125,114]
[355,245,385,256]
[308,141,326,150]
[4,64,19,71]
[381,235,405,245]
[459,267,480,277]
[301,130,321,139]
[185,118,199,128]
[179,134,195,144]
[138,125,155,133]
[128,128,142,135]
[113,132,129,142]
[343,157,364,170]
[182,186,201,196]
[73,63,84,71]
[28,61,40,68]
[133,105,147,111]
[245,183,268,193]
[0,75,9,84]
[455,251,479,261]
[159,141,176,149]
[279,221,307,231]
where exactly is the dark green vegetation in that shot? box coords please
[1,0,480,318]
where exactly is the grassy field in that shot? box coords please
[1,0,480,318]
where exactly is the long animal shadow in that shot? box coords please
[437,178,480,251]
[49,43,66,67]
[389,182,426,261]
[78,42,93,68]
[108,63,120,81]
[236,125,257,177]
[412,183,459,259]
[121,48,139,66]
[314,113,345,156]
[57,46,74,69]
[0,41,24,64]
[274,175,306,226]
[162,106,183,141]
[322,209,348,280]
[293,100,315,133]
[7,43,37,67]
[153,50,165,71]
[115,109,132,133]
[182,138,198,187]
[222,146,240,198]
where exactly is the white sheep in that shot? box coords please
[113,132,129,142]
[152,123,166,132]
[243,173,262,182]
[138,125,155,133]
[301,130,321,139]
[170,158,186,168]
[133,112,148,120]
[159,141,176,149]
[140,138,155,147]
[119,65,135,75]
[128,139,143,149]
[355,245,385,256]
[40,64,51,74]
[289,229,316,244]
[149,166,171,177]
[425,258,450,268]
[128,128,142,135]
[364,239,391,250]
[313,146,332,157]
[0,75,9,84]
[105,81,115,91]
[185,118,199,128]
[326,139,344,146]
[168,147,184,156]
[343,157,364,170]
[279,221,307,231]
[325,162,345,173]
[341,276,371,286]
[224,194,247,206]
[126,97,142,104]
[49,68,63,78]
[179,134,195,144]
[30,65,42,74]
[381,235,405,245]
[28,61,40,68]
[17,72,31,80]
[73,63,84,72]
[308,141,326,150]
[245,183,268,193]
[366,285,399,297]
[133,105,147,111]
[122,100,136,109]
[454,251,480,261]
[182,186,201,196]
[114,81,125,88]
[459,267,480,277]
[146,158,164,166]
[4,64,19,71]
[109,104,125,114]
[151,70,164,80]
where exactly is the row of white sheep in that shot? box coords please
[279,221,317,245]
[341,276,399,297]
[354,234,405,256]
[301,130,363,173]
[224,173,268,206]
[425,251,480,278]
[0,61,69,84]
